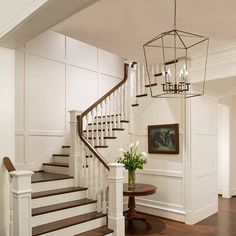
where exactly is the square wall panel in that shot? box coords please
[66,37,97,70]
[27,55,65,133]
[67,65,98,111]
[98,49,124,78]
[25,30,65,61]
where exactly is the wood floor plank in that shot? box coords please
[125,196,236,236]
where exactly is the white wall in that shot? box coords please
[186,95,218,224]
[131,97,186,222]
[15,30,124,170]
[218,96,236,197]
[0,47,15,236]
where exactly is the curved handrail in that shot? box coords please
[78,63,132,170]
[3,157,16,172]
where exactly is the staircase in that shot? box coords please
[30,62,151,236]
[5,61,151,236]
[31,145,112,236]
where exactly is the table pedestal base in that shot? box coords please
[126,196,152,230]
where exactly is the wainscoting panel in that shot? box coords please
[25,30,65,62]
[26,54,66,133]
[67,65,98,111]
[15,30,124,170]
[66,37,97,71]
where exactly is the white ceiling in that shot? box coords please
[53,0,236,98]
[53,0,236,62]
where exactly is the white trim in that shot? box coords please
[28,130,65,137]
[193,170,217,178]
[136,197,184,211]
[0,0,49,38]
[136,168,183,178]
[135,202,185,222]
[186,202,218,225]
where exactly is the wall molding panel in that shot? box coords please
[137,169,183,178]
[15,30,124,170]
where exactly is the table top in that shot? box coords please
[123,183,156,197]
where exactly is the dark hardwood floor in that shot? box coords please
[125,196,236,236]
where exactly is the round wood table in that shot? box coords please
[123,183,157,230]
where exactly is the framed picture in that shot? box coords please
[148,124,179,154]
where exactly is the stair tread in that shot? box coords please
[32,198,96,216]
[94,146,109,148]
[136,93,148,97]
[32,186,87,199]
[74,225,113,236]
[32,172,73,183]
[132,104,139,107]
[62,145,70,148]
[88,120,128,125]
[32,211,107,236]
[84,128,124,132]
[52,154,70,157]
[43,162,69,167]
[145,83,157,87]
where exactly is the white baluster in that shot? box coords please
[120,85,124,122]
[80,142,85,187]
[102,168,107,214]
[113,91,117,128]
[117,88,121,128]
[91,111,95,147]
[136,63,140,95]
[140,64,145,94]
[92,157,97,200]
[95,106,99,147]
[97,161,102,212]
[104,98,108,138]
[100,103,104,146]
[109,95,113,136]
[88,153,92,199]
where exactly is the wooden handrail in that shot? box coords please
[3,156,16,172]
[82,63,129,116]
[78,63,133,170]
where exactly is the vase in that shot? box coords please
[128,169,136,188]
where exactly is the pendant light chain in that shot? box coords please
[174,0,177,29]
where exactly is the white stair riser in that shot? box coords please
[32,203,97,227]
[87,139,107,146]
[39,216,106,236]
[62,147,70,155]
[105,234,113,236]
[43,165,69,175]
[95,116,121,123]
[32,178,74,192]
[32,190,87,208]
[87,123,123,130]
[53,156,69,164]
[84,130,114,139]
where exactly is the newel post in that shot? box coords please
[108,163,125,236]
[69,110,82,187]
[10,170,34,236]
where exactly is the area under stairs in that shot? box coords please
[31,145,113,236]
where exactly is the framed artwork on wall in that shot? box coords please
[148,123,179,154]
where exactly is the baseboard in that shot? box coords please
[185,202,218,225]
[134,201,185,222]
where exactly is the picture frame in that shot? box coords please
[148,123,179,154]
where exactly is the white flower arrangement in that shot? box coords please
[117,141,148,171]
